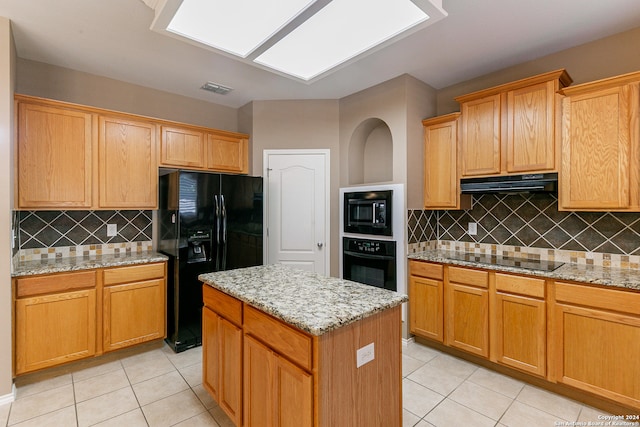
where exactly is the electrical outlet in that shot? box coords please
[356,343,375,368]
[107,224,117,237]
[468,222,477,235]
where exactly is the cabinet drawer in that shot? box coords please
[16,270,96,298]
[244,305,312,371]
[410,261,443,280]
[555,281,640,316]
[103,263,165,286]
[203,286,243,326]
[496,273,545,298]
[448,266,488,288]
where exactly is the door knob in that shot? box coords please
[317,242,324,248]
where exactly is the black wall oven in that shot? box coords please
[343,190,392,236]
[342,237,396,292]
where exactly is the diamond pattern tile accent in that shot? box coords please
[410,193,640,255]
[17,210,153,249]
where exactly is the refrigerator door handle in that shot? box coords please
[221,194,227,270]
[214,195,221,271]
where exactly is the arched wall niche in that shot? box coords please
[348,118,393,185]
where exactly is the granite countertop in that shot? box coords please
[409,249,640,291]
[12,251,168,277]
[199,264,408,336]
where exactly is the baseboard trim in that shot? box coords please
[0,384,15,406]
[402,337,415,347]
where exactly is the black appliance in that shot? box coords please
[343,190,392,236]
[159,170,263,352]
[460,173,558,194]
[342,237,396,291]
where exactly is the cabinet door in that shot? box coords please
[445,282,489,357]
[99,116,157,208]
[423,117,459,208]
[17,102,93,208]
[219,317,242,425]
[160,126,205,168]
[506,81,556,173]
[15,289,96,374]
[203,307,221,402]
[560,83,637,210]
[207,134,248,174]
[494,292,546,376]
[460,94,501,176]
[103,279,165,352]
[409,275,443,342]
[552,303,640,408]
[244,335,275,427]
[275,354,313,427]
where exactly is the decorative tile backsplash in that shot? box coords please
[408,193,640,256]
[14,210,153,260]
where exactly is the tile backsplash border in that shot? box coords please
[408,240,640,270]
[16,241,154,262]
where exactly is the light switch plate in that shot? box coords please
[468,222,477,235]
[356,342,375,368]
[107,224,117,237]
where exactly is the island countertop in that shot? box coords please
[199,264,408,336]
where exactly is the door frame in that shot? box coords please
[263,149,331,275]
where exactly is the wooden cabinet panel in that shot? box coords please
[445,282,489,357]
[552,302,640,408]
[15,289,96,374]
[560,82,639,210]
[103,279,165,351]
[98,116,157,208]
[103,262,165,286]
[409,274,443,342]
[203,286,243,326]
[207,134,248,174]
[493,292,546,376]
[203,307,221,402]
[17,102,93,209]
[244,305,312,371]
[495,273,545,298]
[16,270,96,297]
[507,81,556,172]
[160,126,205,168]
[460,94,502,176]
[422,113,469,209]
[243,335,312,427]
[448,266,489,288]
[410,260,443,280]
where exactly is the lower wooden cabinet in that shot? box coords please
[244,335,313,427]
[551,281,640,409]
[409,261,444,342]
[13,262,167,375]
[492,273,546,377]
[203,307,242,426]
[445,267,489,357]
[15,288,97,375]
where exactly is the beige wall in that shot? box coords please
[16,59,238,131]
[249,100,341,275]
[339,74,436,209]
[437,26,640,115]
[0,16,15,398]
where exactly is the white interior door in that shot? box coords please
[264,150,329,275]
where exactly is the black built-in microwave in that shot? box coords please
[343,190,392,236]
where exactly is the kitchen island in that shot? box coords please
[199,264,408,427]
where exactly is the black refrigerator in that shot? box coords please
[158,170,263,353]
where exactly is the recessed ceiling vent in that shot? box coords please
[201,81,233,95]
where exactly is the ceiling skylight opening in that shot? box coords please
[254,0,430,81]
[167,0,317,58]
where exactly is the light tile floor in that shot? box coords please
[0,340,616,426]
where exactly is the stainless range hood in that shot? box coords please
[460,173,558,194]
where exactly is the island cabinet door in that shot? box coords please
[202,307,242,427]
[244,335,313,427]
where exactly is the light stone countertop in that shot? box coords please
[199,264,408,336]
[409,249,640,291]
[12,251,168,277]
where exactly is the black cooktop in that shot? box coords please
[443,252,565,272]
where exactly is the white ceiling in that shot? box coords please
[1,0,640,109]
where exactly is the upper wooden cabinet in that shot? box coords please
[99,115,157,209]
[422,113,471,210]
[455,69,572,177]
[558,71,640,211]
[159,124,249,174]
[17,101,94,209]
